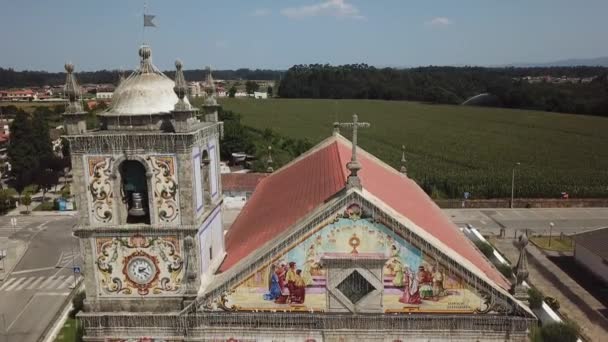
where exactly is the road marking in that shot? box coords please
[9,276,37,291]
[11,266,57,275]
[37,292,71,296]
[4,277,28,291]
[58,275,75,289]
[45,275,67,289]
[37,276,57,289]
[26,276,46,289]
[0,277,17,290]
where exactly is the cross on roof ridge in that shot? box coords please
[334,114,370,190]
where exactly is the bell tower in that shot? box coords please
[65,46,225,316]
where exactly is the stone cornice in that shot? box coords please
[78,310,536,334]
[64,122,223,154]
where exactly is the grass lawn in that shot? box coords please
[54,318,81,342]
[530,236,574,252]
[219,98,608,199]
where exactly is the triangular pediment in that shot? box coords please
[198,190,532,317]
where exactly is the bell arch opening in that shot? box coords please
[119,160,151,224]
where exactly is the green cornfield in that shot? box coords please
[219,98,608,199]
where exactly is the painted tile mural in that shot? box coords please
[87,156,115,224]
[227,204,482,313]
[148,155,180,224]
[95,235,184,296]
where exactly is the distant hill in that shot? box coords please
[508,57,608,67]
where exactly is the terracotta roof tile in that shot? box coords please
[221,173,267,193]
[334,139,510,289]
[220,142,345,271]
[219,135,509,290]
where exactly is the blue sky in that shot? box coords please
[1,0,608,72]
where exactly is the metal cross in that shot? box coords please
[335,114,370,189]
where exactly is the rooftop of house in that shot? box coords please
[572,227,608,259]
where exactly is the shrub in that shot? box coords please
[474,241,494,259]
[69,290,86,319]
[528,287,544,309]
[536,322,578,342]
[545,296,560,311]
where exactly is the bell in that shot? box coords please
[128,192,146,217]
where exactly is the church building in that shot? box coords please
[63,43,536,342]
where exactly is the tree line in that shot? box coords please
[277,64,608,116]
[0,67,283,87]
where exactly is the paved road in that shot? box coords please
[444,208,608,236]
[0,215,79,342]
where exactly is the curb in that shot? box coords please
[38,278,83,342]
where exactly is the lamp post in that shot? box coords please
[548,222,555,247]
[510,162,521,208]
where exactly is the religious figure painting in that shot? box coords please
[227,204,483,313]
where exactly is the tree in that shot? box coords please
[31,108,54,162]
[228,86,237,98]
[7,113,38,194]
[245,80,259,94]
[35,168,59,202]
[267,86,273,97]
[22,192,32,213]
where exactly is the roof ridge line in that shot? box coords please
[264,134,340,177]
[334,134,409,180]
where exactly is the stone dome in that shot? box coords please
[102,45,190,116]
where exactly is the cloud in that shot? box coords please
[426,17,452,27]
[250,8,270,17]
[281,0,365,20]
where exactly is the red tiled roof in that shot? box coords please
[219,136,509,290]
[222,173,267,193]
[335,141,510,289]
[220,142,346,271]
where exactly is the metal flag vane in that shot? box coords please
[335,114,371,189]
[142,1,156,44]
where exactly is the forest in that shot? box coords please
[0,67,282,87]
[277,64,608,116]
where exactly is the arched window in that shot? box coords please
[201,150,211,206]
[120,160,150,224]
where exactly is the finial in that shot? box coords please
[138,45,154,73]
[173,59,190,111]
[204,65,218,106]
[333,122,340,135]
[139,45,152,59]
[400,145,407,175]
[513,231,530,302]
[266,146,274,173]
[63,62,83,113]
[335,114,371,190]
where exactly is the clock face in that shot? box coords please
[127,257,156,285]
